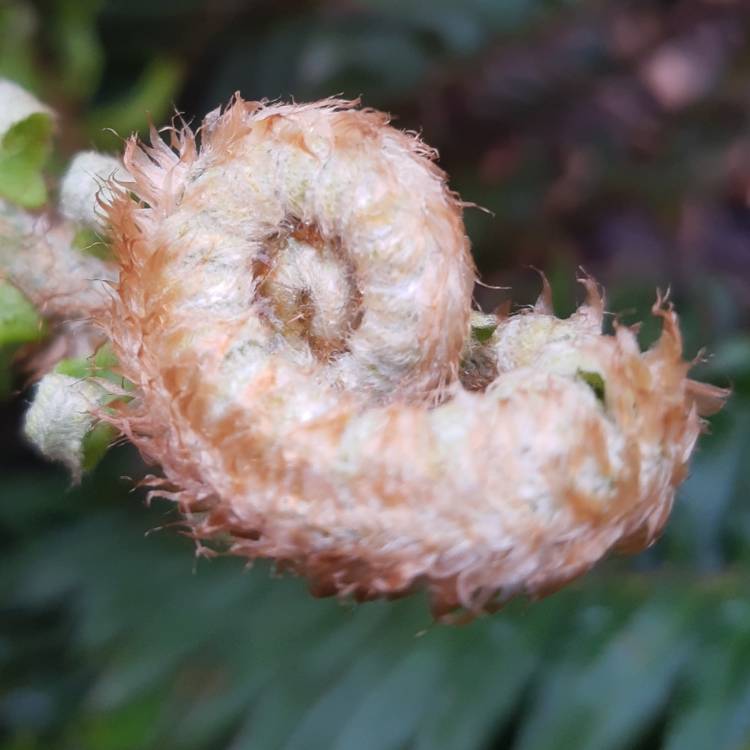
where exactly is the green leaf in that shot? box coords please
[0,112,53,208]
[412,623,536,750]
[577,369,606,403]
[40,345,128,476]
[74,687,162,750]
[81,421,119,474]
[515,596,695,750]
[330,646,442,750]
[72,226,110,259]
[667,406,750,567]
[664,600,750,750]
[55,343,126,388]
[471,312,498,343]
[255,608,429,750]
[0,280,45,346]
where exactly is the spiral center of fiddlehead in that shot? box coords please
[255,219,363,362]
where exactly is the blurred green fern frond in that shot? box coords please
[1,401,748,750]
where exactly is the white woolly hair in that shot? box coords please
[59,151,131,233]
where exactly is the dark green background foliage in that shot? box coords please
[1,1,750,748]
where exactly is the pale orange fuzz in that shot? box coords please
[101,96,726,619]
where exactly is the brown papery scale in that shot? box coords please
[100,96,726,619]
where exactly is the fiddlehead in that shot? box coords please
[91,96,726,617]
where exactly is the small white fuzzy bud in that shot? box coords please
[23,373,106,482]
[60,151,129,233]
[0,78,53,138]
